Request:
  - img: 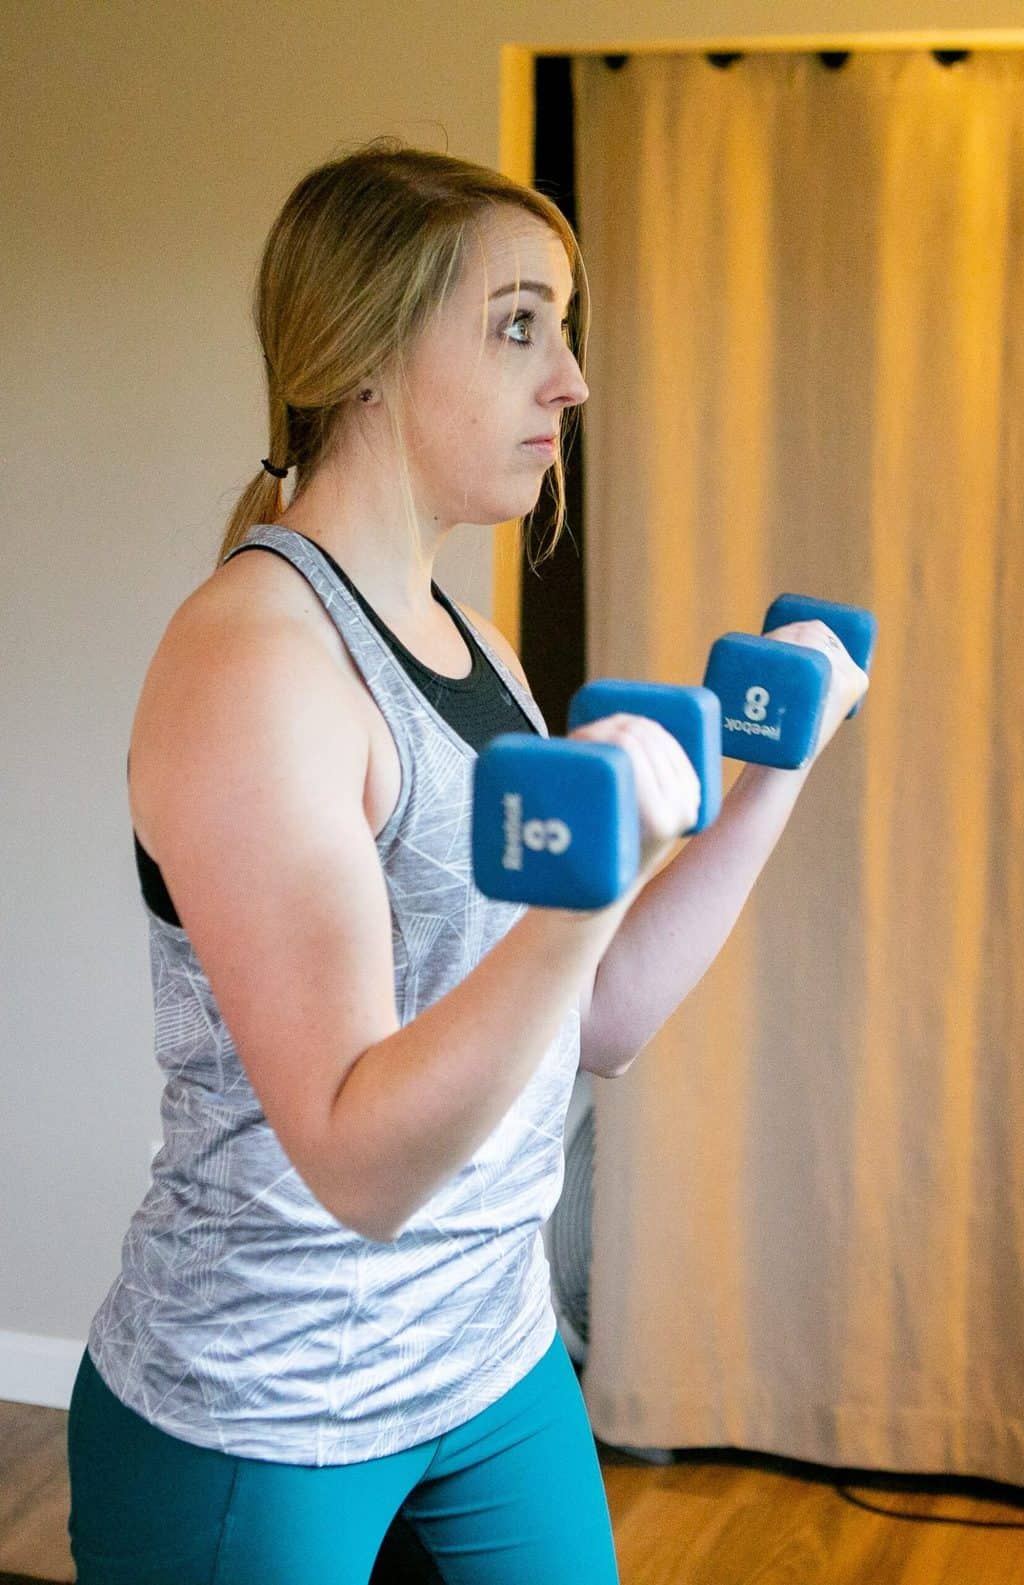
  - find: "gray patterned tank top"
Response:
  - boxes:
[87,524,582,1465]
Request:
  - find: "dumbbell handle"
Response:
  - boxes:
[472,681,722,911]
[762,594,877,720]
[705,595,877,768]
[567,680,722,834]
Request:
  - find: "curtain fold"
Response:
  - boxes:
[573,49,1024,1482]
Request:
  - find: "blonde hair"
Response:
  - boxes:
[218,136,590,573]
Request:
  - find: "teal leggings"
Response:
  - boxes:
[67,1333,619,1584]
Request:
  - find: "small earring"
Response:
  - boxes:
[359,388,373,403]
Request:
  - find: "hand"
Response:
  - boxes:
[567,713,702,881]
[763,619,870,762]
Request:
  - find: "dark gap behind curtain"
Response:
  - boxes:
[521,56,586,737]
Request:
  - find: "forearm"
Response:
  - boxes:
[583,760,812,1075]
[325,894,633,1240]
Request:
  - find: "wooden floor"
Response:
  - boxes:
[3,1398,1024,1583]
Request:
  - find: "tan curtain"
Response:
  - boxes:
[572,49,1024,1483]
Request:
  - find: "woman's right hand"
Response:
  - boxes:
[566,713,702,887]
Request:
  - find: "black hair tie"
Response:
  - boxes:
[261,458,289,479]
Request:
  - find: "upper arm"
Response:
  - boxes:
[576,959,603,1072]
[131,601,401,1225]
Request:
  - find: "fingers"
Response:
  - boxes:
[571,713,702,838]
[764,617,842,652]
[765,620,869,713]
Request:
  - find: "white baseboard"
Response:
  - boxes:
[0,1329,85,1410]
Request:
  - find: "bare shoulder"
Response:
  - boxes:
[138,548,357,726]
[128,547,367,853]
[184,543,345,640]
[455,600,531,694]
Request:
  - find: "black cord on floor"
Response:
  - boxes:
[835,1484,1024,1529]
[598,1436,1024,1531]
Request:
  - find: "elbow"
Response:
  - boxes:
[352,1192,413,1243]
[580,1048,636,1079]
[327,1199,403,1244]
[352,1218,403,1244]
[303,1166,404,1244]
[329,1186,405,1243]
[303,1115,405,1243]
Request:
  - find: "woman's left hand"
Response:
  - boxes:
[762,619,870,764]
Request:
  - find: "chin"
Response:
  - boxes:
[464,495,540,528]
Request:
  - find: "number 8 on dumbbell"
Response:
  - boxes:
[471,681,722,910]
[703,594,878,769]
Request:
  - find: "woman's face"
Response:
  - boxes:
[398,208,588,527]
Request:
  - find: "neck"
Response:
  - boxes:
[273,463,452,626]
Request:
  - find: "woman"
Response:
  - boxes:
[66,138,866,1584]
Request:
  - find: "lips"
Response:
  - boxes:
[522,435,557,445]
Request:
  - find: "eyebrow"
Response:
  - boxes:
[488,280,577,307]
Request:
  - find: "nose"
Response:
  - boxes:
[548,343,589,410]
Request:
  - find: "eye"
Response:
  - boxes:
[502,309,574,348]
[502,308,536,347]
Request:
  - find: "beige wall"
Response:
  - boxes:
[3,0,1019,1376]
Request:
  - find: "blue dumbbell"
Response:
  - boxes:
[703,594,877,769]
[762,595,877,718]
[567,680,722,834]
[472,682,722,910]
